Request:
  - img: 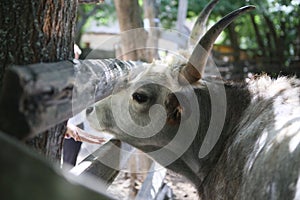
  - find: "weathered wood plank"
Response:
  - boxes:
[135,162,167,200]
[70,139,122,187]
[0,59,140,139]
[155,183,174,200]
[0,131,113,200]
[70,140,136,188]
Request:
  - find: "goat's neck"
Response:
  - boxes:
[171,81,252,188]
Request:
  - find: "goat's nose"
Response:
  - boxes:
[86,107,94,115]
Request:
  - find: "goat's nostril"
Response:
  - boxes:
[86,107,94,115]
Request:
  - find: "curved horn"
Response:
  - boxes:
[189,0,219,46]
[180,6,256,84]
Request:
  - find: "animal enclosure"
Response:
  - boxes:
[1,0,299,199]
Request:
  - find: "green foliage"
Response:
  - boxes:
[249,0,300,65]
[187,0,243,17]
[93,5,116,26]
[159,0,299,67]
[159,0,179,28]
[78,2,116,31]
[77,0,299,68]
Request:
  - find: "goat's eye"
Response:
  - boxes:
[86,107,94,115]
[132,92,148,103]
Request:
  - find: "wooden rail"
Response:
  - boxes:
[136,162,167,200]
[0,131,113,200]
[70,139,122,188]
[0,59,140,139]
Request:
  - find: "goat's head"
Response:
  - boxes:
[86,4,255,164]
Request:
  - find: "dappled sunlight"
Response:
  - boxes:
[245,130,268,172]
[289,128,300,153]
[70,161,93,176]
[294,172,300,200]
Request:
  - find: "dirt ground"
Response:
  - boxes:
[107,169,199,200]
[164,170,199,200]
[78,143,199,199]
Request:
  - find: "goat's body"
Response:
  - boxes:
[87,64,300,199]
[88,72,300,199]
[179,76,300,199]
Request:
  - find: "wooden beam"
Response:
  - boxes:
[135,162,167,200]
[70,141,137,187]
[70,139,122,187]
[155,183,174,200]
[0,59,139,139]
[0,131,113,200]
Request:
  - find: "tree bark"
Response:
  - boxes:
[114,0,150,62]
[0,0,77,162]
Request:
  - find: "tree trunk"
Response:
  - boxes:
[263,14,283,66]
[278,19,287,66]
[227,22,240,62]
[265,31,273,59]
[113,1,152,197]
[143,0,160,59]
[249,13,266,57]
[176,0,188,48]
[114,0,150,62]
[0,0,77,162]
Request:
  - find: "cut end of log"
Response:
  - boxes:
[0,69,30,139]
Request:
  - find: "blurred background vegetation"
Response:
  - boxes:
[76,0,300,79]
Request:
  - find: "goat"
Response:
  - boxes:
[85,1,300,199]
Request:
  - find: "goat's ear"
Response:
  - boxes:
[165,92,191,125]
